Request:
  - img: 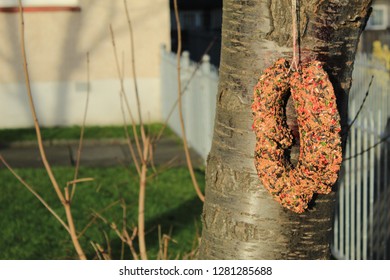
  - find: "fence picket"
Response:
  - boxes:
[362,117,368,260]
[160,46,219,161]
[332,53,389,260]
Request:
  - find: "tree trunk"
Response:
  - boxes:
[198,0,372,259]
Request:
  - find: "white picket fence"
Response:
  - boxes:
[160,45,218,161]
[160,49,390,259]
[332,53,390,260]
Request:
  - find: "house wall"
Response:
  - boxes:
[370,0,390,25]
[0,0,170,128]
[360,0,390,52]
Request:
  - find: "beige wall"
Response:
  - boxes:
[0,0,170,127]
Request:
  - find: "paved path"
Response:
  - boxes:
[0,138,204,169]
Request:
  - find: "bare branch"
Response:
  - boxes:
[17,0,86,260]
[119,52,141,175]
[109,24,143,163]
[346,75,374,133]
[123,0,146,144]
[71,52,92,200]
[17,0,65,206]
[173,0,205,202]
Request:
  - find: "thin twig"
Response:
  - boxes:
[17,0,86,260]
[148,139,158,177]
[157,225,163,260]
[0,154,70,234]
[123,227,139,260]
[78,216,98,239]
[70,52,91,200]
[90,241,110,260]
[120,198,127,260]
[343,133,390,161]
[109,25,143,162]
[17,0,65,206]
[346,75,374,134]
[121,3,151,258]
[146,156,178,181]
[66,177,94,189]
[103,231,112,260]
[118,52,141,175]
[123,0,146,145]
[163,234,171,260]
[90,241,103,260]
[173,0,205,202]
[78,200,120,239]
[138,136,150,260]
[92,210,139,260]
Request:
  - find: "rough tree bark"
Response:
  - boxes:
[198,0,372,259]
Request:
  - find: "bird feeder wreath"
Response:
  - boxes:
[251,58,342,213]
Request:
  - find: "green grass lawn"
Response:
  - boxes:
[0,165,205,260]
[0,124,175,143]
[0,124,204,259]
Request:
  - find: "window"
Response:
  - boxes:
[366,4,389,30]
[0,0,80,12]
[171,10,204,31]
